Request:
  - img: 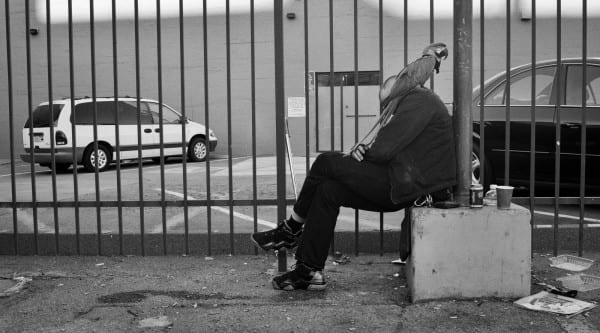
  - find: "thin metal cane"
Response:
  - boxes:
[285,118,298,200]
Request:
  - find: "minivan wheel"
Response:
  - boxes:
[83,145,111,172]
[188,138,207,162]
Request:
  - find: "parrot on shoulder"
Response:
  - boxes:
[350,42,449,153]
[379,42,449,108]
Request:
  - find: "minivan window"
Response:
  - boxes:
[24,104,65,128]
[147,102,181,124]
[565,65,600,106]
[72,101,117,125]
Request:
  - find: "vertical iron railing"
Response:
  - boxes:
[202,0,212,256]
[553,0,562,256]
[504,0,511,187]
[134,0,146,256]
[179,0,190,255]
[111,0,124,255]
[4,0,17,254]
[68,0,81,254]
[579,0,588,256]
[274,0,287,272]
[529,0,537,252]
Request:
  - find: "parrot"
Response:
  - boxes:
[379,42,449,108]
[350,42,449,154]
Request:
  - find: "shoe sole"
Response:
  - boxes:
[271,279,327,291]
[250,235,297,252]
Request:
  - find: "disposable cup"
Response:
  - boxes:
[496,186,514,210]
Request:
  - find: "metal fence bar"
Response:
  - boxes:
[251,0,258,256]
[353,0,360,256]
[45,0,60,254]
[403,0,408,68]
[378,0,384,256]
[0,199,298,209]
[89,0,103,255]
[329,0,334,153]
[305,0,311,174]
[67,0,81,255]
[225,0,235,255]
[134,0,146,256]
[178,0,189,255]
[429,0,434,90]
[530,0,537,245]
[479,0,485,185]
[4,0,17,255]
[111,0,124,255]
[504,0,511,186]
[579,0,588,256]
[339,76,344,151]
[553,0,562,256]
[155,0,167,255]
[329,0,335,255]
[274,0,288,273]
[202,0,213,256]
[24,0,39,255]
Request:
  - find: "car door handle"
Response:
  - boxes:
[562,123,581,129]
[154,128,161,133]
[144,128,152,133]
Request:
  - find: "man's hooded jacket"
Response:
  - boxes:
[365,87,457,204]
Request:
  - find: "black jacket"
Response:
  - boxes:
[365,87,457,204]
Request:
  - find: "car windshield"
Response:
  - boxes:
[24,104,65,128]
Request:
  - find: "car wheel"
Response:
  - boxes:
[83,144,111,172]
[472,145,493,190]
[188,138,207,162]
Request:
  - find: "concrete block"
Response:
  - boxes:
[407,205,531,302]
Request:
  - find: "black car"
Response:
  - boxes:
[471,58,600,196]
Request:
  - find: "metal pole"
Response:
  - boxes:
[453,0,473,206]
[274,0,288,272]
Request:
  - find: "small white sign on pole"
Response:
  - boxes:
[287,97,306,118]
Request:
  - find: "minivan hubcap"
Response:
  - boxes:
[194,142,207,159]
[91,150,108,169]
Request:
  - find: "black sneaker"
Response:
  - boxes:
[272,262,326,291]
[251,221,301,251]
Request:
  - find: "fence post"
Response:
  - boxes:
[453,0,473,206]
[274,0,288,272]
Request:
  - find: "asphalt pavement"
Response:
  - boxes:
[1,251,599,332]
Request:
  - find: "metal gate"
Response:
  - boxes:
[1,0,598,258]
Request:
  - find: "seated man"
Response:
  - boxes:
[252,85,456,291]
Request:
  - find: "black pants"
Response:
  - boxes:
[294,152,411,270]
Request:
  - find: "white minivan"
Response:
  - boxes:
[21,97,218,172]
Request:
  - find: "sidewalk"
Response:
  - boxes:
[1,252,599,333]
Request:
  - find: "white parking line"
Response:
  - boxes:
[534,210,600,224]
[155,189,276,233]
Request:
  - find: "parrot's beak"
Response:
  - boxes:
[436,47,448,60]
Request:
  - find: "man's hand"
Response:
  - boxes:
[350,143,367,162]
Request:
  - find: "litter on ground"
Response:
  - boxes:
[549,255,594,272]
[514,291,597,316]
[557,274,600,292]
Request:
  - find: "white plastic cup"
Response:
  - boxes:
[496,186,514,210]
